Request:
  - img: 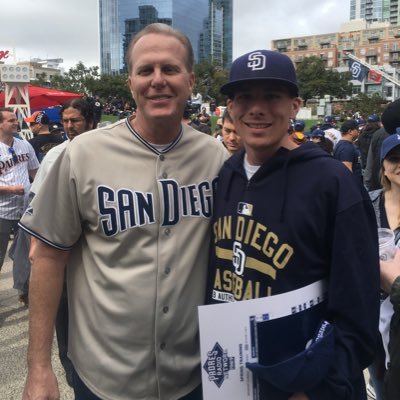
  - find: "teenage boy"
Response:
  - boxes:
[206,50,380,400]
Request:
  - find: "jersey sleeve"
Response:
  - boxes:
[19,145,82,250]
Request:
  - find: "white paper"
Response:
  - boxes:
[199,280,327,400]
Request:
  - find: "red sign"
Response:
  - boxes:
[0,50,9,60]
[368,70,382,83]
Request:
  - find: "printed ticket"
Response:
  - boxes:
[198,280,327,400]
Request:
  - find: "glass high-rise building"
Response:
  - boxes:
[99,0,232,75]
[350,0,400,25]
[99,0,121,75]
[199,0,232,68]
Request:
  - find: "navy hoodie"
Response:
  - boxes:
[206,142,380,400]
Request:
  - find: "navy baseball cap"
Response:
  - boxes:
[368,114,380,123]
[323,115,334,124]
[294,120,305,131]
[311,128,325,138]
[380,131,400,163]
[340,120,359,134]
[220,50,299,97]
[246,319,334,393]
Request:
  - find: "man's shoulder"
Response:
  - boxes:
[14,137,34,150]
[370,127,388,145]
[335,140,354,151]
[43,140,68,159]
[29,134,60,146]
[71,119,127,144]
[181,124,227,153]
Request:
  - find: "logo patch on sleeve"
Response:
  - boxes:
[237,202,253,216]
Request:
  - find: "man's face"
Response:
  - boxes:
[127,33,194,126]
[61,107,90,140]
[351,127,359,141]
[222,120,242,154]
[227,82,301,161]
[0,111,18,136]
[29,122,41,136]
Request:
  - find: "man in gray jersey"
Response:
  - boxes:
[20,23,227,400]
[0,107,38,272]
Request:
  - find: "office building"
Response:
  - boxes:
[100,0,120,75]
[272,21,400,100]
[99,0,232,74]
[199,0,233,67]
[350,0,400,25]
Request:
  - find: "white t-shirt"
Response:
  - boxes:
[244,154,261,180]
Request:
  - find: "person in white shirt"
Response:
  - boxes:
[0,107,38,272]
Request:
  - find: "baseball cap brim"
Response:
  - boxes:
[221,78,299,97]
[247,319,334,393]
[380,131,400,162]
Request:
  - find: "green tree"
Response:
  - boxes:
[50,62,100,94]
[49,62,133,106]
[91,73,132,105]
[344,92,387,118]
[193,60,228,105]
[296,56,352,102]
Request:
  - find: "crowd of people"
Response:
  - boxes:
[1,22,400,400]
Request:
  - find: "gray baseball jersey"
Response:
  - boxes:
[20,119,228,400]
[30,140,68,195]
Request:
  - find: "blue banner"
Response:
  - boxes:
[349,60,367,82]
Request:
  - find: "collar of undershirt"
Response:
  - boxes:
[125,118,183,155]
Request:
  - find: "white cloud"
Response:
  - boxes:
[233,0,349,57]
[0,0,350,70]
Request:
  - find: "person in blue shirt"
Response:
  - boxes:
[333,120,363,184]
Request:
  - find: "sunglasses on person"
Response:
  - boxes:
[8,147,18,164]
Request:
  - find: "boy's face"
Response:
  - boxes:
[227,81,301,163]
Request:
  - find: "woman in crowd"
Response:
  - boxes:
[370,132,400,400]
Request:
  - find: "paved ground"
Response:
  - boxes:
[0,254,73,400]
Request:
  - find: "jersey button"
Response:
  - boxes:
[163,306,169,314]
[162,172,168,179]
[159,155,165,161]
[165,267,170,275]
[165,228,171,236]
[160,342,166,350]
